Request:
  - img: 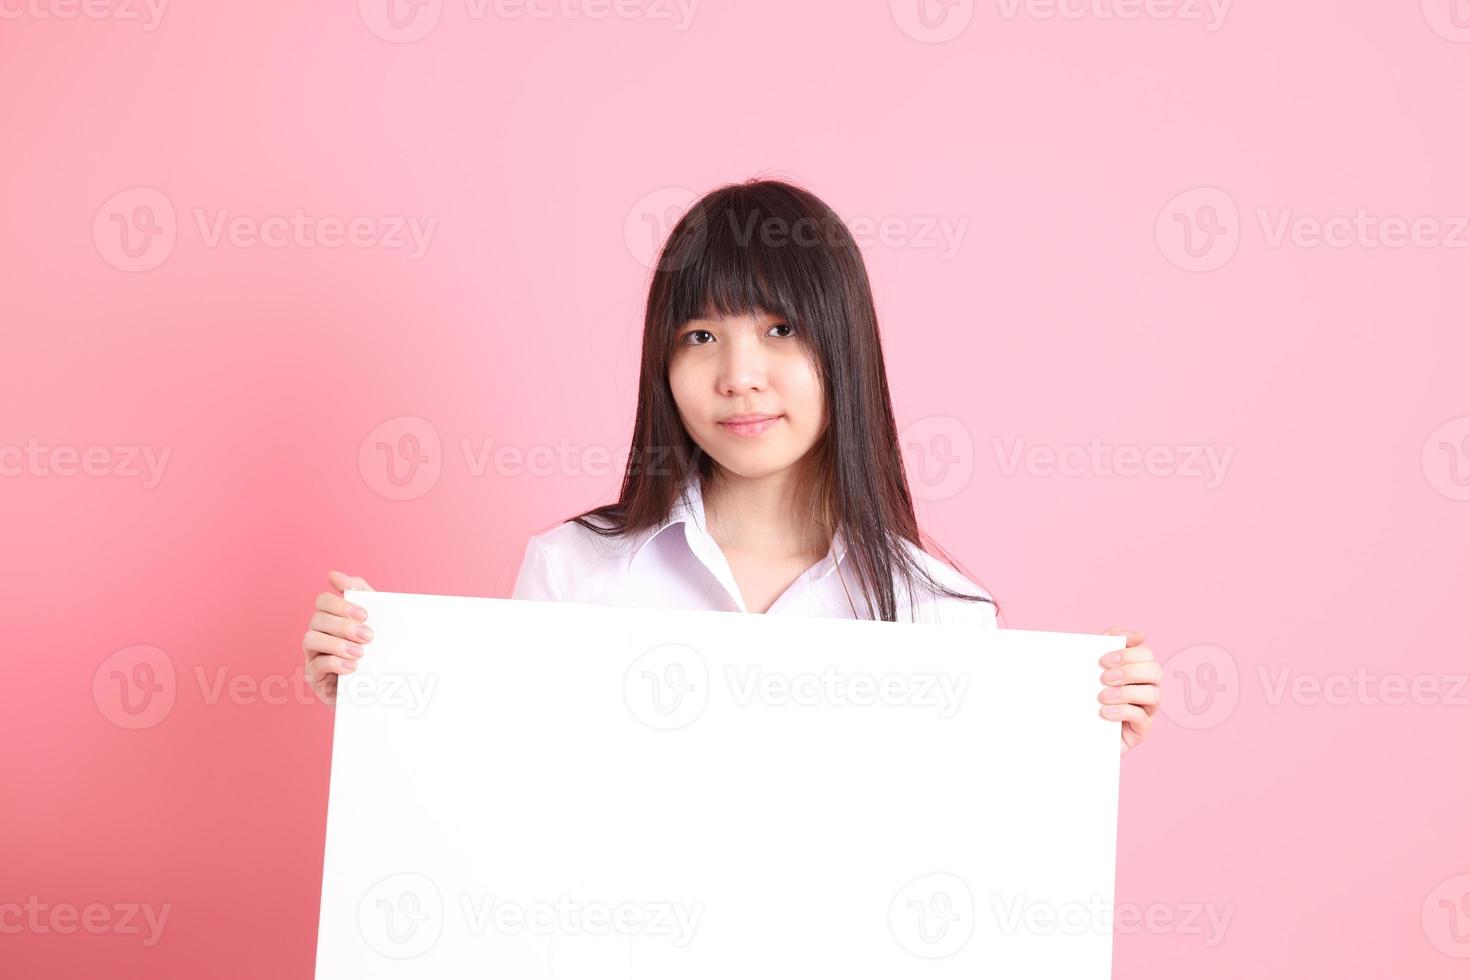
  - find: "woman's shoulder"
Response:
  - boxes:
[895,536,991,597]
[895,536,998,627]
[512,517,624,602]
[524,515,642,567]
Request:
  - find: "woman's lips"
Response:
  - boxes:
[718,415,781,438]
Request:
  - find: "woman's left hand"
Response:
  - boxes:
[1097,627,1161,755]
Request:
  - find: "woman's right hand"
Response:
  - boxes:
[303,570,375,706]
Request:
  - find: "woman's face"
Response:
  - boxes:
[668,309,827,480]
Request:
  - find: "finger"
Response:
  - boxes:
[314,674,339,707]
[1099,660,1162,686]
[1098,702,1149,726]
[1101,627,1146,647]
[309,610,374,644]
[1123,706,1153,751]
[316,590,369,622]
[1100,642,1155,667]
[308,654,359,679]
[1098,702,1152,749]
[1097,683,1160,708]
[302,629,366,661]
[328,570,375,594]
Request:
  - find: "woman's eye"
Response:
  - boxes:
[680,323,792,345]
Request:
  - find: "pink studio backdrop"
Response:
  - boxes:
[2,2,1467,978]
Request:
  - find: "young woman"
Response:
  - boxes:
[302,178,1162,753]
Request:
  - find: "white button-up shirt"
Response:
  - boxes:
[511,475,997,627]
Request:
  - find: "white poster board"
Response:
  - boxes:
[316,591,1125,979]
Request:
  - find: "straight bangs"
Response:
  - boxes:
[659,189,844,373]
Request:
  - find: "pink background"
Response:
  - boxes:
[3,1,1468,977]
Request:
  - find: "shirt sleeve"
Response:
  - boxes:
[510,535,564,602]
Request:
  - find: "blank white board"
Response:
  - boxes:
[316,591,1125,979]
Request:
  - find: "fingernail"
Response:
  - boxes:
[343,661,357,673]
[1103,668,1123,683]
[1102,688,1122,701]
[349,605,368,621]
[356,625,374,642]
[1102,652,1122,666]
[1103,706,1120,718]
[345,643,363,658]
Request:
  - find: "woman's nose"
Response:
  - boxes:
[717,341,768,393]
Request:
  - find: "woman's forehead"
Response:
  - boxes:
[689,305,781,323]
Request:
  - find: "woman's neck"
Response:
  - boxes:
[701,469,831,562]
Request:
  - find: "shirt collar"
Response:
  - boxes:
[627,473,849,572]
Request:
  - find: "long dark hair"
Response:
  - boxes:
[566,176,998,623]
